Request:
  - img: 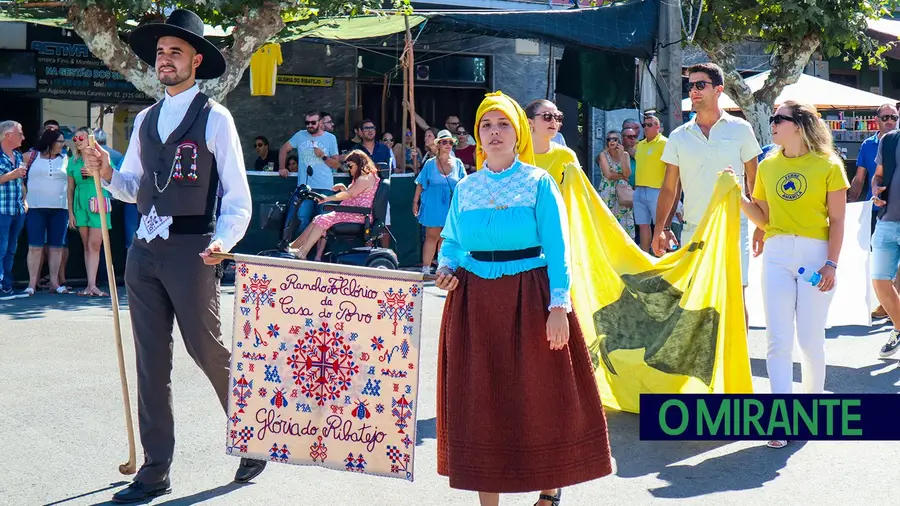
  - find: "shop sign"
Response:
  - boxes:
[26,25,150,102]
[276,75,334,87]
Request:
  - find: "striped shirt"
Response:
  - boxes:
[0,149,24,215]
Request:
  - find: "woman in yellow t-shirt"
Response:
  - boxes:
[525,99,580,186]
[740,100,849,450]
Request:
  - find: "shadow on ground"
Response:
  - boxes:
[605,350,899,498]
[0,289,130,320]
[416,417,436,446]
[749,358,900,394]
[43,481,130,506]
[83,481,248,506]
[607,406,807,499]
[1,286,236,321]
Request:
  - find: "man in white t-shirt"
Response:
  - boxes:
[653,62,762,326]
[279,110,340,231]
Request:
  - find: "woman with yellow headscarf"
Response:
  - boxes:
[433,91,612,506]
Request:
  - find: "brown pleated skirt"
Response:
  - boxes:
[437,267,613,493]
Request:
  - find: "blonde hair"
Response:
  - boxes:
[770,101,842,165]
[72,126,92,161]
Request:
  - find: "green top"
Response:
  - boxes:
[68,156,113,229]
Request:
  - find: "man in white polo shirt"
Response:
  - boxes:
[652,62,762,323]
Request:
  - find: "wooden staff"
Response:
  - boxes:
[401,49,409,164]
[89,133,137,475]
[405,16,418,173]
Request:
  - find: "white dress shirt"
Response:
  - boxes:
[104,84,252,252]
[660,110,761,226]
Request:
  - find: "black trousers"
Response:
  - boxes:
[125,233,230,484]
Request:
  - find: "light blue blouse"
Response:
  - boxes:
[437,159,572,311]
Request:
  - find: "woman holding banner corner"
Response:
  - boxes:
[739,100,848,450]
[433,91,612,506]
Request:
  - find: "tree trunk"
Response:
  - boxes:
[700,33,821,146]
[68,5,164,99]
[201,5,285,102]
[739,101,774,146]
[68,4,286,103]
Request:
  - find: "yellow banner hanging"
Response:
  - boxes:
[562,166,753,414]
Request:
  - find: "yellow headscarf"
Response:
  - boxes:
[474,91,535,170]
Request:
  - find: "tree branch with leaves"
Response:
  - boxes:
[59,0,390,102]
[688,0,900,144]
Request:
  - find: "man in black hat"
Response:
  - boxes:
[82,9,267,503]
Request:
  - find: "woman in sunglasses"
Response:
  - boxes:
[525,99,579,186]
[453,125,476,174]
[68,126,115,296]
[740,101,848,450]
[413,129,467,275]
[595,130,635,237]
[22,128,70,295]
[287,150,380,260]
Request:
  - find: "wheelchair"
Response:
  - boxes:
[257,166,399,270]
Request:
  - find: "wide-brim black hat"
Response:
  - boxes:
[128,9,226,80]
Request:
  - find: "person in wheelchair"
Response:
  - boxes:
[287,149,381,260]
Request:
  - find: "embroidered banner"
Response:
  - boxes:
[225,254,423,481]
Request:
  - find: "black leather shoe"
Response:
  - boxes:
[234,458,267,483]
[111,480,172,503]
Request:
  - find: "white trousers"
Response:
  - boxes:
[761,234,835,394]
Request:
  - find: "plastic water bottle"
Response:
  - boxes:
[798,267,821,286]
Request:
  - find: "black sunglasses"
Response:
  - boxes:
[537,112,564,122]
[686,80,714,91]
[305,120,318,125]
[606,137,620,143]
[881,115,899,122]
[769,114,798,125]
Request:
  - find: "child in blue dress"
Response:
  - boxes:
[433,91,612,506]
[413,129,466,275]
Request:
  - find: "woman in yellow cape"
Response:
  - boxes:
[433,91,613,506]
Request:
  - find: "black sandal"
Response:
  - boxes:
[534,489,562,506]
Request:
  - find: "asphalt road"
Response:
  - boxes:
[1,282,898,506]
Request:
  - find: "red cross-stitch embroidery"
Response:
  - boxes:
[292,322,360,406]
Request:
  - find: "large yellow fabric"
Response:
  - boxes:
[473,91,535,170]
[249,43,283,96]
[752,150,850,241]
[534,142,579,186]
[562,165,753,413]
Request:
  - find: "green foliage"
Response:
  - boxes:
[63,0,409,28]
[692,0,900,66]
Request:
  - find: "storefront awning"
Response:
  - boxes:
[1,2,656,57]
[867,17,900,60]
[279,14,427,42]
[420,1,658,59]
[681,71,899,112]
